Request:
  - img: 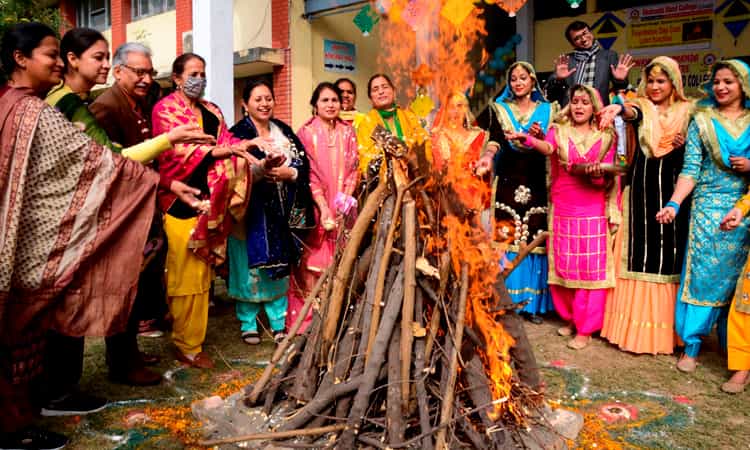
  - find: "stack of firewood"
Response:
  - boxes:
[201,131,551,449]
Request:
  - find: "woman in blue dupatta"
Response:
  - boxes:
[228,80,315,345]
[657,59,750,372]
[476,61,558,324]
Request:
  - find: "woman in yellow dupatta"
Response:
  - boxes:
[356,73,431,182]
[598,56,693,355]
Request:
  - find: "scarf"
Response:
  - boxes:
[573,41,600,86]
[377,107,404,140]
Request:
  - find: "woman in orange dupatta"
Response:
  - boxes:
[430,91,490,211]
[152,53,252,368]
[599,56,693,355]
[288,82,359,333]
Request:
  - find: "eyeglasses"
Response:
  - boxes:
[121,64,157,78]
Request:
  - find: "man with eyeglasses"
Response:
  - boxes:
[89,43,179,387]
[546,20,634,106]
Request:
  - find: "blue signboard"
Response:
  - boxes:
[323,39,356,73]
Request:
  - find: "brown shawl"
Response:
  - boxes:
[0,86,159,344]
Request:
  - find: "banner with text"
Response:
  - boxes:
[627,0,714,49]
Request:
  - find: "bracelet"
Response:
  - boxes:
[666,200,680,214]
[523,134,534,147]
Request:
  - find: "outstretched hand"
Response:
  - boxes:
[610,53,635,81]
[554,54,576,79]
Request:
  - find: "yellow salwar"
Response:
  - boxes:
[164,214,213,356]
[728,294,750,371]
[602,228,678,354]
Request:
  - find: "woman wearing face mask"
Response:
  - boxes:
[227,80,314,345]
[356,73,431,181]
[508,84,619,350]
[0,22,160,449]
[475,62,557,324]
[656,60,750,373]
[596,57,693,355]
[287,82,359,333]
[151,53,254,368]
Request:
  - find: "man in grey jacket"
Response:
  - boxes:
[547,20,634,106]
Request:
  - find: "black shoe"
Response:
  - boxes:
[0,427,68,450]
[40,390,107,417]
[528,314,544,325]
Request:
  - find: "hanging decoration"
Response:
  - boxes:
[494,0,529,17]
[440,0,476,27]
[353,4,380,36]
[567,0,582,8]
[410,63,436,119]
[473,34,521,93]
[401,0,430,31]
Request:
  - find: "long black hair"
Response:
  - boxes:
[0,22,57,79]
[60,27,107,73]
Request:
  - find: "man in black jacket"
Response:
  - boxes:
[547,20,634,106]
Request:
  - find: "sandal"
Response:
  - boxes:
[242,331,261,345]
[273,330,287,344]
[567,335,591,350]
[557,325,573,337]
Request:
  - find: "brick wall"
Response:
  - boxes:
[176,0,192,55]
[110,0,131,51]
[272,0,291,124]
[59,0,76,31]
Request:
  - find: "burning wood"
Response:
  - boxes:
[199,127,569,449]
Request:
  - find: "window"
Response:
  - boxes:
[533,0,587,21]
[77,0,110,31]
[132,0,176,19]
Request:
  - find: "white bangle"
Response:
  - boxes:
[289,167,299,181]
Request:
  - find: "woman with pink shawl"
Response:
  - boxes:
[507,84,620,350]
[287,82,359,333]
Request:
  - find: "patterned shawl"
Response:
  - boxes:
[628,56,694,158]
[152,92,250,265]
[0,86,159,344]
[356,107,432,175]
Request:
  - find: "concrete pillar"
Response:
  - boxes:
[516,0,534,65]
[192,0,235,124]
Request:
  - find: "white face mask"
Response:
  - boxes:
[182,76,206,99]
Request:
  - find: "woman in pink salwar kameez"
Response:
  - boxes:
[507,84,619,349]
[287,82,359,333]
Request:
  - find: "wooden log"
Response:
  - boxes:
[245,267,331,406]
[502,231,548,277]
[465,354,507,449]
[262,335,306,414]
[339,265,405,449]
[435,264,469,450]
[413,289,434,450]
[425,251,451,361]
[322,174,388,356]
[279,374,361,431]
[198,424,347,446]
[288,313,322,403]
[400,195,417,407]
[456,399,487,450]
[386,326,404,445]
[365,186,406,360]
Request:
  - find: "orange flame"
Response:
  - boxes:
[376,0,519,422]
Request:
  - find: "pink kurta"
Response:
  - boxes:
[287,116,359,332]
[546,126,619,334]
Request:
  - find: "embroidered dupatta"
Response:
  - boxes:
[627,56,693,159]
[152,92,250,265]
[356,107,432,175]
[692,59,750,171]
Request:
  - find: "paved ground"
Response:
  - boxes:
[40,298,749,449]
